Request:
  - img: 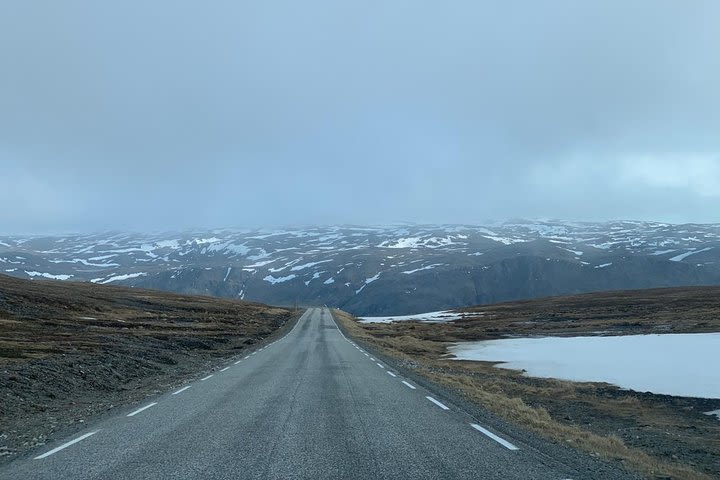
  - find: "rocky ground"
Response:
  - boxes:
[0,274,296,463]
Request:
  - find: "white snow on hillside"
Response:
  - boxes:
[263,274,297,284]
[290,260,333,271]
[93,272,147,284]
[378,236,460,249]
[402,264,444,274]
[355,272,381,294]
[2,221,720,299]
[705,409,720,420]
[481,235,526,245]
[24,271,73,280]
[669,247,713,262]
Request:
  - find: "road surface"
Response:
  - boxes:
[1,307,634,479]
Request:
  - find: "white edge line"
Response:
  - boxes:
[172,386,191,395]
[387,371,397,377]
[425,396,450,410]
[470,424,519,450]
[200,374,214,381]
[220,367,230,372]
[401,381,416,390]
[127,402,158,417]
[34,431,99,459]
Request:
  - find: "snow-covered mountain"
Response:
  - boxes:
[2,221,720,315]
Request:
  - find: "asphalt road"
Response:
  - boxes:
[2,307,634,479]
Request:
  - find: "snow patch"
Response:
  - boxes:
[93,272,147,284]
[290,260,333,271]
[263,274,297,284]
[669,248,713,262]
[402,264,444,274]
[24,271,73,280]
[705,409,720,420]
[481,235,526,245]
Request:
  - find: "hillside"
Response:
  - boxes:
[0,274,295,462]
[361,286,720,339]
[2,221,720,315]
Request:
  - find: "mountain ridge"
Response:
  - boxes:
[2,220,719,315]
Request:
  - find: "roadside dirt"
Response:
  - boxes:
[0,274,296,463]
[335,287,720,479]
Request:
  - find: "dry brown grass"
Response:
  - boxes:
[0,274,296,461]
[333,308,717,480]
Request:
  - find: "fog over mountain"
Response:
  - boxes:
[3,220,720,315]
[1,2,720,234]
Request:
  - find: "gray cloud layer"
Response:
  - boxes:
[1,1,719,233]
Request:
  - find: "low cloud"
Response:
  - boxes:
[1,2,719,232]
[620,156,720,197]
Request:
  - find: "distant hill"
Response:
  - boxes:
[2,220,720,315]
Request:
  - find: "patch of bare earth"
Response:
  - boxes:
[334,287,720,479]
[0,274,296,463]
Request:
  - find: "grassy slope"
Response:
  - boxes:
[335,287,720,480]
[0,274,295,461]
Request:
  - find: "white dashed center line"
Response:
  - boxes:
[34,431,99,459]
[369,358,375,361]
[172,386,192,395]
[220,367,230,372]
[470,424,519,450]
[234,360,242,365]
[426,396,450,410]
[244,355,250,359]
[376,363,385,369]
[200,374,214,381]
[401,381,416,390]
[127,402,158,417]
[387,371,397,377]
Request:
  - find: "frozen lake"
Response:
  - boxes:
[359,310,474,323]
[449,333,720,399]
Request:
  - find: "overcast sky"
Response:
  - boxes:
[1,1,719,234]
